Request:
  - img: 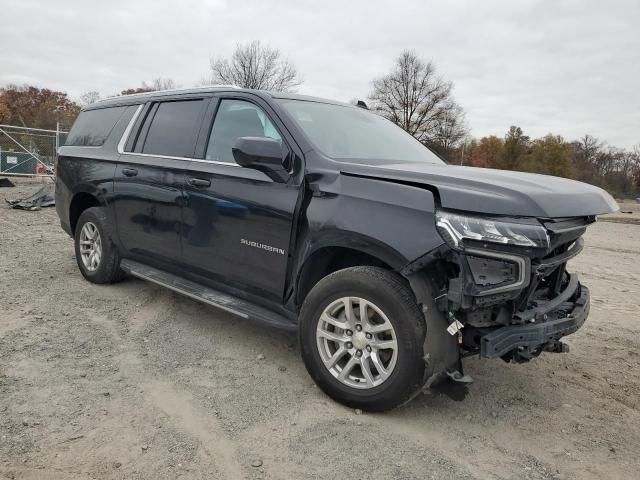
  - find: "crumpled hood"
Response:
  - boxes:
[339,162,619,218]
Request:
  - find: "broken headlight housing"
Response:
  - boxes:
[435,210,550,250]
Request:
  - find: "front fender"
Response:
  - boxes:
[298,173,445,269]
[296,228,407,271]
[292,172,459,386]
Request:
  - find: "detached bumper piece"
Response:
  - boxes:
[480,281,589,362]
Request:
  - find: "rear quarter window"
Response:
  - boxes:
[65,106,128,146]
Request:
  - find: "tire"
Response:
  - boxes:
[74,207,125,284]
[299,266,426,411]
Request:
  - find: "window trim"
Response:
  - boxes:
[117,104,144,153]
[116,94,303,173]
[117,99,242,167]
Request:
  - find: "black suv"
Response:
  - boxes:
[56,87,618,411]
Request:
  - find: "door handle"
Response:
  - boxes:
[188,177,211,188]
[122,168,138,177]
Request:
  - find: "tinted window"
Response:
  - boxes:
[278,100,443,165]
[141,100,205,157]
[205,100,282,164]
[65,106,127,146]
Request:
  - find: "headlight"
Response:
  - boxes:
[436,210,549,250]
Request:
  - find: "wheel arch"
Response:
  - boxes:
[69,190,104,235]
[293,233,408,308]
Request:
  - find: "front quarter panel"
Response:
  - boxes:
[297,173,444,270]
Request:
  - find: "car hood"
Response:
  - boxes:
[339,162,619,218]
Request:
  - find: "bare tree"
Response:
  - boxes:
[572,134,603,183]
[579,134,602,161]
[119,78,178,96]
[634,145,640,190]
[79,91,101,106]
[142,77,178,91]
[368,51,466,145]
[208,41,301,91]
[428,101,469,158]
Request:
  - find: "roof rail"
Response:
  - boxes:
[96,85,244,104]
[203,84,242,89]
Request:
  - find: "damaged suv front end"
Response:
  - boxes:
[334,159,617,390]
[431,210,594,364]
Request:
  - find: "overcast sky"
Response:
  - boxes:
[2,0,638,147]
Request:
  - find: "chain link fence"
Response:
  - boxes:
[0,124,68,177]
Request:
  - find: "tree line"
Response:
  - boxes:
[0,41,637,196]
[460,129,640,197]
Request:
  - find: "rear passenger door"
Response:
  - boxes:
[113,97,209,267]
[181,95,302,303]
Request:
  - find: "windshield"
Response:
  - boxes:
[278,99,444,164]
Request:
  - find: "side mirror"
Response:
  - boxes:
[232,137,290,182]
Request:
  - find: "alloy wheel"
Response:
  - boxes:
[79,221,102,272]
[316,296,398,389]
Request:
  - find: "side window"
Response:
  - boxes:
[140,99,205,157]
[65,106,128,146]
[205,99,282,163]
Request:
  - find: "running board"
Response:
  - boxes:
[120,259,297,331]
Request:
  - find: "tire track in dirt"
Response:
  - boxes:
[125,286,174,334]
[88,288,246,478]
[145,381,245,479]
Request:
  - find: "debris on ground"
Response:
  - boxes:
[5,182,55,210]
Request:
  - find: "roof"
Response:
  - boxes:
[85,86,350,110]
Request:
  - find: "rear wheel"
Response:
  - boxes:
[299,266,426,411]
[74,207,125,284]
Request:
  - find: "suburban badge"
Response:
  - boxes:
[240,238,286,255]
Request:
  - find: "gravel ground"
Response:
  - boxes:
[1,179,639,480]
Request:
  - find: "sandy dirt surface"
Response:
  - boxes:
[600,200,640,225]
[1,179,639,480]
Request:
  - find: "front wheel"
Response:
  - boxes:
[299,267,426,411]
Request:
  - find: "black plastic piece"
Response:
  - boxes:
[466,255,516,287]
[480,285,589,359]
[515,272,579,323]
[534,237,584,277]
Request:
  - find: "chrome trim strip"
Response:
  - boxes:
[188,158,241,167]
[124,265,249,319]
[117,104,143,154]
[120,150,241,167]
[116,103,241,167]
[464,248,529,296]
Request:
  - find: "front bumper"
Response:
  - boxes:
[480,282,589,359]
